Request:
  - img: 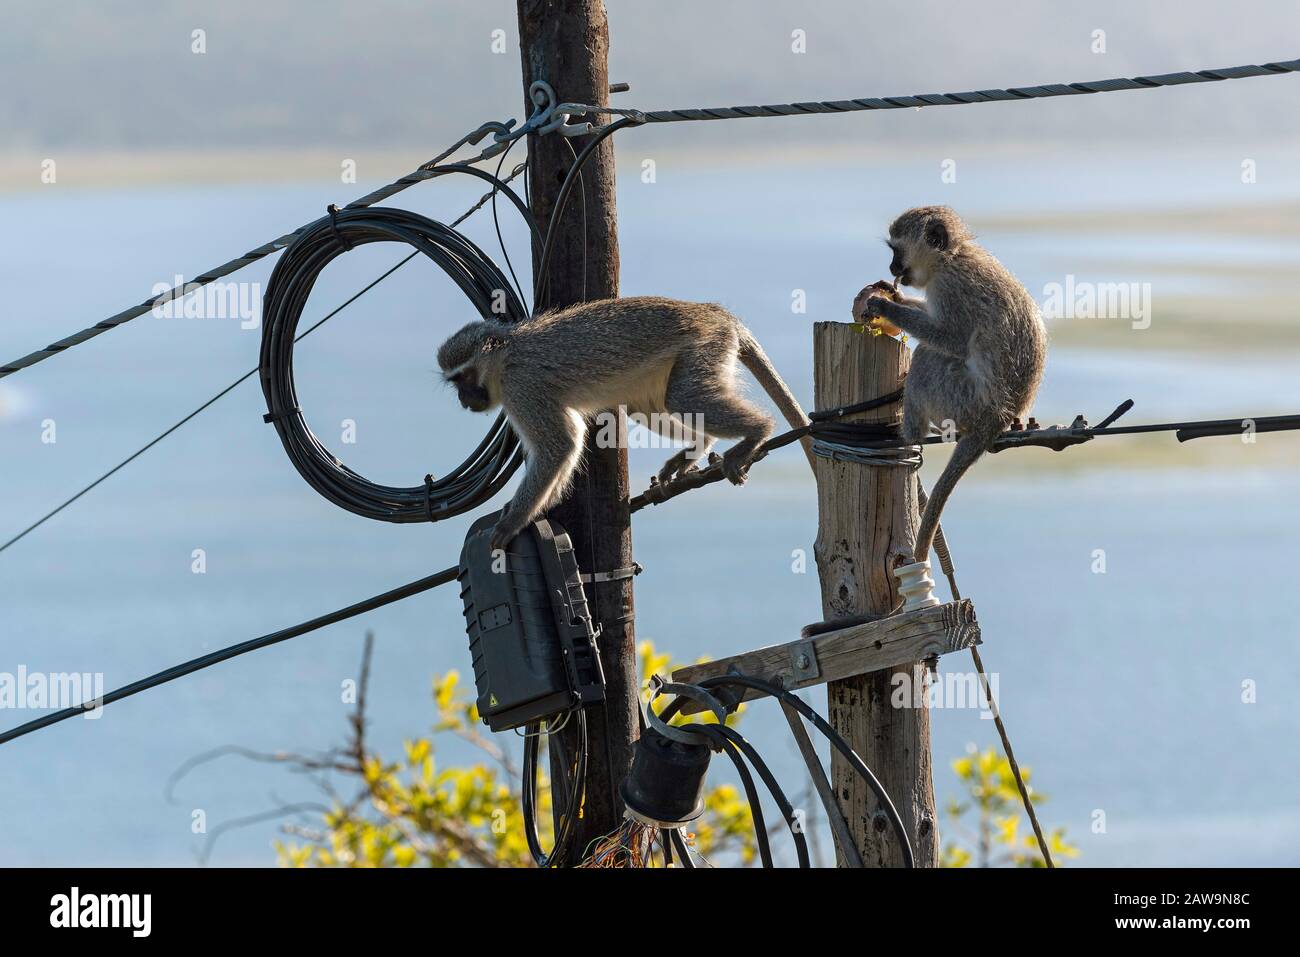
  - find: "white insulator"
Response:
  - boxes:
[893,560,941,612]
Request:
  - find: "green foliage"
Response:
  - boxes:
[274,639,756,867]
[939,745,1079,868]
[270,640,1071,868]
[275,668,538,868]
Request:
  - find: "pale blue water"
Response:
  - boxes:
[2,153,1298,866]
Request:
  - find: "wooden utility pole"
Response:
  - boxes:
[813,323,939,867]
[516,0,638,861]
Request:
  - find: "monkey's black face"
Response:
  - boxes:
[887,241,912,287]
[448,371,492,412]
[459,381,492,413]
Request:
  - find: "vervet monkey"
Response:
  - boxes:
[803,206,1046,637]
[438,296,815,550]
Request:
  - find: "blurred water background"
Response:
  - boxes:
[3,0,1300,866]
[3,146,1298,866]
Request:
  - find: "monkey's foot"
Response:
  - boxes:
[720,453,752,486]
[656,452,700,485]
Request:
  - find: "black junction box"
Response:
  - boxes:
[457,512,605,732]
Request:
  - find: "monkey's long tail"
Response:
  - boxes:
[737,328,816,471]
[913,431,993,563]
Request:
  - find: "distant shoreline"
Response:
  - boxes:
[7,139,1300,194]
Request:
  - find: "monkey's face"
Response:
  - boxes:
[448,368,494,413]
[886,238,915,287]
[887,206,968,288]
[886,235,929,288]
[438,322,501,413]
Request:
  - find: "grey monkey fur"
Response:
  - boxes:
[438,295,815,550]
[802,206,1047,637]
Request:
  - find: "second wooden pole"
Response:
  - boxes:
[813,322,939,868]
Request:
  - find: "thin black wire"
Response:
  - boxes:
[533,117,635,309]
[561,138,589,302]
[0,125,624,747]
[491,138,529,311]
[0,165,528,556]
[0,122,533,381]
[0,254,418,556]
[0,565,459,746]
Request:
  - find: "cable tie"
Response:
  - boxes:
[326,204,353,251]
[262,407,300,424]
[424,474,437,523]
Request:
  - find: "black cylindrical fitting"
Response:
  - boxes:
[620,726,712,827]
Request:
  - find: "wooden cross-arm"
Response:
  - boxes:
[670,599,980,714]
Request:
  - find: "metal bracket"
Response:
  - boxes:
[517,80,647,139]
[790,640,820,683]
[643,676,729,748]
[579,562,642,584]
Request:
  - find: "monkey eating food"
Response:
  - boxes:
[438,296,815,550]
[803,206,1047,637]
[852,279,902,337]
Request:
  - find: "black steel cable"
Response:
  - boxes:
[0,125,527,381]
[10,56,1293,382]
[570,57,1300,126]
[0,565,459,746]
[490,142,529,310]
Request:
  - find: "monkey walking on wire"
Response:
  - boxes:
[437,296,815,551]
[803,206,1047,637]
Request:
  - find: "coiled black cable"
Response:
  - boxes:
[258,115,635,526]
[259,168,537,524]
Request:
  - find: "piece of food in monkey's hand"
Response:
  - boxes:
[868,316,902,337]
[852,280,899,326]
[851,285,903,337]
